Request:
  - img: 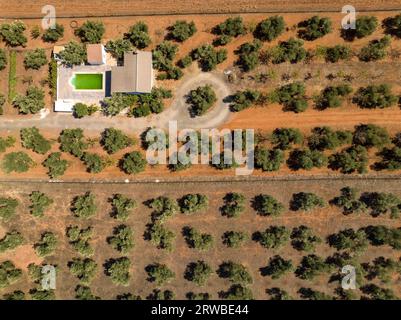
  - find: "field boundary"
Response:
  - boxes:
[1,174,401,185]
[1,8,401,20]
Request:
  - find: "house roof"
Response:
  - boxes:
[111,51,153,94]
[87,44,104,64]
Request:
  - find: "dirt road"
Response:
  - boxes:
[0,0,401,19]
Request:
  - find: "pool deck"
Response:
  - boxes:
[57,64,112,104]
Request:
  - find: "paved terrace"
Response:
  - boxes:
[57,64,112,104]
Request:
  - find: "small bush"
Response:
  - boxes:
[20,127,51,154]
[75,20,105,43]
[29,191,53,218]
[24,49,47,70]
[71,192,97,219]
[298,16,332,40]
[42,152,68,179]
[290,192,326,211]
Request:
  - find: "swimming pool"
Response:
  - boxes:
[71,73,104,90]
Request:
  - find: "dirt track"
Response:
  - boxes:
[0,0,401,19]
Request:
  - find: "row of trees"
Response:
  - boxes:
[231,83,399,112]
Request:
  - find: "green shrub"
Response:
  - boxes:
[220,284,253,300]
[220,193,246,218]
[103,93,135,116]
[222,231,249,248]
[75,20,105,43]
[66,226,94,257]
[71,192,97,219]
[145,223,175,251]
[183,226,214,251]
[298,16,332,40]
[328,229,368,253]
[341,16,378,40]
[68,258,97,284]
[266,288,292,300]
[291,226,321,252]
[269,38,307,64]
[218,261,253,284]
[128,87,172,117]
[42,152,68,179]
[0,48,7,70]
[185,261,212,286]
[120,151,147,174]
[101,128,133,154]
[290,192,326,211]
[261,255,294,279]
[254,16,285,41]
[20,127,51,154]
[330,187,367,215]
[146,263,175,285]
[48,58,57,98]
[3,290,25,300]
[152,41,178,71]
[0,197,19,221]
[147,289,175,300]
[42,23,64,42]
[24,49,47,70]
[29,191,53,217]
[179,194,208,214]
[58,41,87,66]
[105,38,132,59]
[177,55,193,68]
[295,254,332,280]
[187,85,217,116]
[0,21,27,47]
[0,261,22,288]
[353,124,390,148]
[125,22,151,49]
[75,285,100,300]
[362,192,401,218]
[252,194,284,217]
[0,231,24,252]
[13,86,45,114]
[353,84,397,109]
[169,20,197,42]
[59,128,88,158]
[2,151,35,173]
[148,196,179,222]
[82,152,110,174]
[316,85,353,109]
[275,82,308,113]
[110,194,137,221]
[329,145,368,174]
[272,128,303,150]
[192,44,227,71]
[0,136,15,153]
[383,14,401,38]
[213,17,246,37]
[308,127,352,151]
[254,148,284,171]
[107,225,134,254]
[104,257,131,286]
[254,226,290,249]
[324,45,352,63]
[358,36,391,62]
[299,288,333,300]
[34,232,57,257]
[287,149,327,170]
